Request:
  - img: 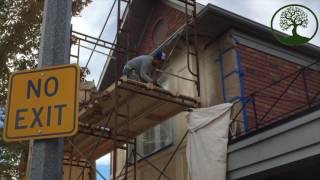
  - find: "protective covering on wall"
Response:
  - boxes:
[186,103,232,180]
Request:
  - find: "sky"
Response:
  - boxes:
[70,0,320,179]
[96,154,110,180]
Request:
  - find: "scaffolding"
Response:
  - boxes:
[66,0,200,179]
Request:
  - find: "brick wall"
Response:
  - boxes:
[138,2,185,54]
[238,44,320,130]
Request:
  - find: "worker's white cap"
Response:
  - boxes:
[161,52,166,61]
[154,51,166,61]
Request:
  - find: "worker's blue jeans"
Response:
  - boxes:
[123,65,162,87]
[123,64,140,81]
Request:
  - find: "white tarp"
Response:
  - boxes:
[186,103,232,180]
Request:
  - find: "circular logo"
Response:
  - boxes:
[271,4,318,46]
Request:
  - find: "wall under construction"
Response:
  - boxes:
[114,30,236,179]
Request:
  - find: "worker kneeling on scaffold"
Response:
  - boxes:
[122,51,166,85]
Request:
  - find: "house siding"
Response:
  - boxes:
[238,44,320,130]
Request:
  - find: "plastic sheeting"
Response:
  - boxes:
[186,103,232,180]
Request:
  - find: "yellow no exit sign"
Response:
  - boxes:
[3,64,80,142]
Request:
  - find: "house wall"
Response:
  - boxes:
[114,28,236,179]
[119,27,320,179]
[113,13,320,177]
[198,31,243,107]
[200,32,244,134]
[122,113,189,180]
[115,39,197,180]
[238,43,320,131]
[138,1,185,54]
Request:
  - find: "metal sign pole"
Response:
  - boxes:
[28,0,71,179]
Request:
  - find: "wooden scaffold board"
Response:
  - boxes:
[64,77,199,160]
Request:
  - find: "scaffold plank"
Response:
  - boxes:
[64,77,199,159]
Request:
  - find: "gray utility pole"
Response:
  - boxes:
[28,0,72,179]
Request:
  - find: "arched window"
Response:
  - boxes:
[152,18,168,45]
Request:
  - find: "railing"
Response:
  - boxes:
[229,61,320,142]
